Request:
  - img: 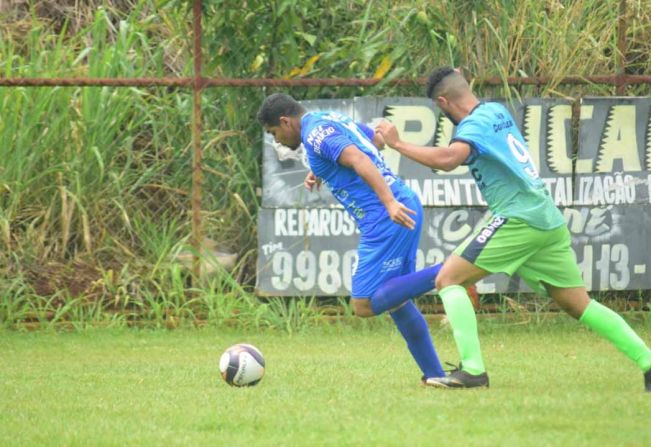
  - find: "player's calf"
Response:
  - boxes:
[465,284,480,311]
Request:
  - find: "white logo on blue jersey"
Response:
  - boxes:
[306,125,336,154]
[300,111,411,233]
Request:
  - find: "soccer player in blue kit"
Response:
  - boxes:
[257,93,477,383]
[376,67,651,390]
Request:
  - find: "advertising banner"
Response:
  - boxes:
[257,97,651,296]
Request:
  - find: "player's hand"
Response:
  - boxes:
[386,199,416,230]
[372,129,386,150]
[303,171,321,192]
[374,120,401,149]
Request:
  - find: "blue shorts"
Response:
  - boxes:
[351,194,423,298]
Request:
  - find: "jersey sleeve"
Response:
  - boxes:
[304,122,355,164]
[450,119,485,165]
[356,122,375,142]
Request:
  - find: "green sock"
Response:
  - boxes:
[439,285,485,375]
[580,299,651,372]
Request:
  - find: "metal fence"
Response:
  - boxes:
[1,0,650,281]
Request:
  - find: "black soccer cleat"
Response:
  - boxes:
[644,369,651,392]
[423,368,489,389]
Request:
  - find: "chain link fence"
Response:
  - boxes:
[1,0,650,301]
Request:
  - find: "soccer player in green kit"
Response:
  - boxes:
[375,66,651,390]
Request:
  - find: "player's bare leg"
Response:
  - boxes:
[546,283,651,391]
[351,298,374,318]
[545,284,590,319]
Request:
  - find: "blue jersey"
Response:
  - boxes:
[301,111,414,234]
[452,102,565,230]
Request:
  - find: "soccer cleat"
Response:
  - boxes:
[423,365,489,389]
[465,284,480,311]
[645,369,651,392]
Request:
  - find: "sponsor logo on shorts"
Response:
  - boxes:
[380,257,403,273]
[475,216,506,244]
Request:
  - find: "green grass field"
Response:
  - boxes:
[2,319,650,446]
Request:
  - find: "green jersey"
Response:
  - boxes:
[452,102,565,230]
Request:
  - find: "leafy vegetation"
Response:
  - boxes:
[1,0,650,328]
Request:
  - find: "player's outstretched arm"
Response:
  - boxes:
[338,145,416,230]
[375,120,471,171]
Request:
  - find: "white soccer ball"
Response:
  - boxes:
[219,343,265,387]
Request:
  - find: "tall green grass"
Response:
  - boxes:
[0,0,649,328]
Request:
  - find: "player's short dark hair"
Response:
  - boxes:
[425,66,456,99]
[256,93,305,126]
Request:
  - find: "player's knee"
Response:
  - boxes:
[545,283,589,319]
[435,274,453,291]
[435,268,466,291]
[351,299,375,318]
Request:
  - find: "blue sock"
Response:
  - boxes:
[371,264,442,315]
[391,300,445,378]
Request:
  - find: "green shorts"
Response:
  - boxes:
[454,216,584,295]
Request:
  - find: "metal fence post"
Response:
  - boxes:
[616,0,628,95]
[191,0,204,282]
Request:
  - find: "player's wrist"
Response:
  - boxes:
[381,196,398,209]
[392,140,407,152]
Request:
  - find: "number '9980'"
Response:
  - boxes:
[269,248,446,295]
[271,250,358,294]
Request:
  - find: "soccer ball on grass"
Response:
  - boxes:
[219,343,265,387]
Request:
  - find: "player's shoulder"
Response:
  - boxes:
[482,102,515,121]
[304,111,340,130]
[302,112,344,154]
[460,102,508,127]
[473,101,508,117]
[301,111,321,129]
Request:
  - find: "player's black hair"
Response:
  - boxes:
[425,66,456,100]
[256,93,306,126]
